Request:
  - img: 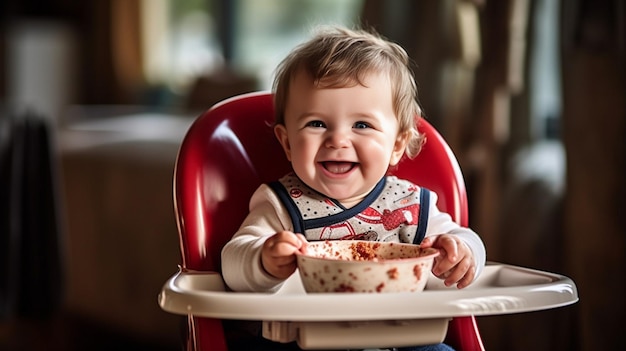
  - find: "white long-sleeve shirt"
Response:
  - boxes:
[222,177,486,292]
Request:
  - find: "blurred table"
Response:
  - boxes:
[58,109,195,345]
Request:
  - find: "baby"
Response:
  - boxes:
[222,26,486,351]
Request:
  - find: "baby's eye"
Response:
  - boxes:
[353,121,371,129]
[306,120,326,128]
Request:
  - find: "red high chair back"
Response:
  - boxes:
[173,91,485,351]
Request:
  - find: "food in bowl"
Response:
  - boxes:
[296,240,439,293]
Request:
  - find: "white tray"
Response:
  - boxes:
[158,262,578,349]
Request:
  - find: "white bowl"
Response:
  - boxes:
[296,240,439,293]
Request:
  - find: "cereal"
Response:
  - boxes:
[350,241,381,261]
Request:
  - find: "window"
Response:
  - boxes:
[141,0,222,94]
[234,0,364,88]
[141,0,364,97]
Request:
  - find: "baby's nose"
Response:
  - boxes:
[325,130,350,148]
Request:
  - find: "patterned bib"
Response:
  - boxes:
[269,173,430,244]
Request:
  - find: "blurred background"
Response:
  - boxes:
[0,0,623,350]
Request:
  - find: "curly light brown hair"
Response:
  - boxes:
[272,25,424,159]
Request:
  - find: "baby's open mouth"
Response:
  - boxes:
[321,161,357,174]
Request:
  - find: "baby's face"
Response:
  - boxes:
[274,70,407,207]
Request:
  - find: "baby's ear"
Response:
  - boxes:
[389,131,409,166]
[274,124,292,161]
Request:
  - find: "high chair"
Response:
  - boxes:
[159,92,578,351]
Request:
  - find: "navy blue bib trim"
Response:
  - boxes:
[268,180,305,233]
[270,177,431,245]
[413,188,430,244]
[304,178,386,229]
[268,177,387,233]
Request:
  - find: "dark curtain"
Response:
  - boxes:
[0,112,64,319]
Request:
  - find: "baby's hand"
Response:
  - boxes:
[420,234,476,289]
[261,231,308,279]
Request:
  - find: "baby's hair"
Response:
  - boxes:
[272,25,424,159]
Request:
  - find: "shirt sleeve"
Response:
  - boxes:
[424,190,487,282]
[221,184,293,292]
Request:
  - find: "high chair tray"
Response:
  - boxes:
[159,262,578,321]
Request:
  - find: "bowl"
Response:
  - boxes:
[296,240,439,293]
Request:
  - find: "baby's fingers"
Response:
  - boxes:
[265,232,304,253]
[270,241,303,257]
[454,265,476,289]
[419,236,434,248]
[441,258,474,288]
[422,235,459,262]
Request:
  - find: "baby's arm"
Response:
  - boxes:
[221,185,297,292]
[422,191,487,289]
[420,234,476,288]
[261,231,307,279]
